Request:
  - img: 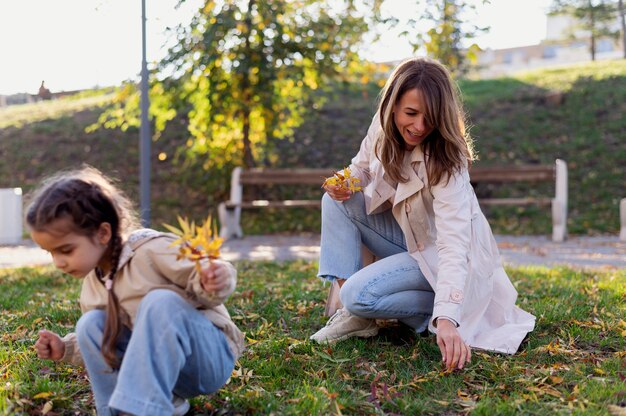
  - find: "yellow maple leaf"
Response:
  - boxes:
[163,214,223,272]
[322,166,362,192]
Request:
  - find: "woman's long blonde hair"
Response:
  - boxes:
[375,57,475,186]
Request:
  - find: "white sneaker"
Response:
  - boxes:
[172,395,190,416]
[309,308,379,344]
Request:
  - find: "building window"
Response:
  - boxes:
[597,39,614,53]
[543,45,558,59]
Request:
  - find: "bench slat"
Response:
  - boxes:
[470,166,554,182]
[479,197,552,206]
[225,200,322,209]
[240,168,336,185]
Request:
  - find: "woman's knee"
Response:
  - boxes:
[322,191,366,222]
[76,309,106,341]
[339,279,374,315]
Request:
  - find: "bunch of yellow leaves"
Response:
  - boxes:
[163,215,223,273]
[322,167,362,192]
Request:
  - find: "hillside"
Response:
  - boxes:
[1,60,624,237]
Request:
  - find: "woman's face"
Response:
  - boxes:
[393,88,434,150]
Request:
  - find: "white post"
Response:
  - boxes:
[218,167,244,239]
[551,159,568,242]
[619,198,626,241]
[0,188,23,245]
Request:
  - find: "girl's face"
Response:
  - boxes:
[393,88,434,150]
[31,220,112,278]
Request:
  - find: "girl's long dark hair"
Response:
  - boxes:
[26,166,139,369]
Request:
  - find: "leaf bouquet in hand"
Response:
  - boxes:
[163,215,223,273]
[322,167,362,192]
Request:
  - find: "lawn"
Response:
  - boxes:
[1,262,624,415]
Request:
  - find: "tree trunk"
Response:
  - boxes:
[589,0,596,60]
[242,106,254,168]
[618,0,626,59]
[241,0,256,168]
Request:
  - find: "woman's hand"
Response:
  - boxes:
[436,319,471,371]
[34,329,65,361]
[200,260,231,293]
[324,184,352,202]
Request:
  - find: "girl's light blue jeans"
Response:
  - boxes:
[75,289,234,416]
[318,192,434,332]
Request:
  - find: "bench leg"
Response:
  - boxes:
[551,199,567,242]
[619,198,626,241]
[217,203,243,240]
[323,245,378,317]
[552,159,568,242]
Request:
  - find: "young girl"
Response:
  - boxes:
[310,57,535,370]
[28,166,244,416]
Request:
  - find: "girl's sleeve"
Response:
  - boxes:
[148,238,237,308]
[186,259,237,308]
[348,114,379,187]
[430,168,473,326]
[61,332,84,366]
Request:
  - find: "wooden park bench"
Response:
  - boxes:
[218,159,568,242]
[217,167,334,239]
[469,159,568,242]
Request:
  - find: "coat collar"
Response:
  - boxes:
[366,145,427,213]
[367,168,395,214]
[393,146,426,206]
[116,229,163,270]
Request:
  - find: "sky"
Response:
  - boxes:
[0,0,552,96]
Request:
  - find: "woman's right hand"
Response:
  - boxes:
[324,184,353,202]
[35,329,65,361]
[436,319,471,371]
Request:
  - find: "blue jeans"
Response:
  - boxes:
[318,192,434,332]
[76,289,235,416]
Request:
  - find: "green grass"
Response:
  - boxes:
[0,60,624,236]
[1,263,624,415]
[0,91,114,129]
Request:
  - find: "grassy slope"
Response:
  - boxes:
[0,60,624,236]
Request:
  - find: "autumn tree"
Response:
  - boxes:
[93,0,381,169]
[396,0,488,76]
[550,0,620,60]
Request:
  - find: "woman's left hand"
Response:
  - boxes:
[436,318,471,371]
[200,261,230,293]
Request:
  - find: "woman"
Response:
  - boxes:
[310,57,535,371]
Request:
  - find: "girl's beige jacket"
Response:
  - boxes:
[350,117,535,354]
[60,229,245,366]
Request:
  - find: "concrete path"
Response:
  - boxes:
[1,234,624,270]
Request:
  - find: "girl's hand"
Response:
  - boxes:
[35,329,65,361]
[200,261,230,293]
[324,184,352,202]
[436,319,471,371]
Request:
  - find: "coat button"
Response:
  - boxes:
[405,204,411,213]
[450,290,464,303]
[417,243,425,251]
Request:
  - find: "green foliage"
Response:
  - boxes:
[1,264,625,414]
[91,0,382,169]
[549,0,621,60]
[396,0,489,76]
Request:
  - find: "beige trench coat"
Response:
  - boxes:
[349,117,535,354]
